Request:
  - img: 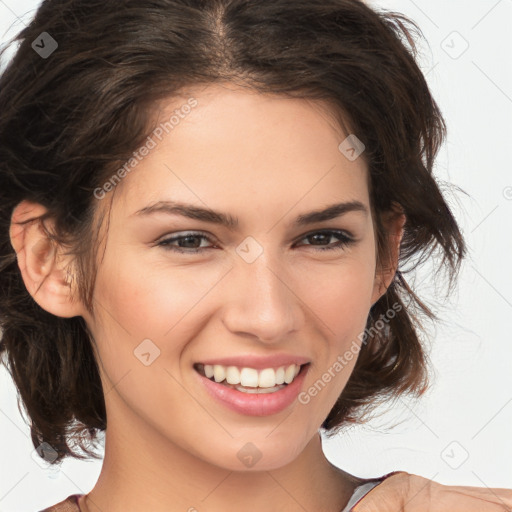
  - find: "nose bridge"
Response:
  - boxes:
[222,247,301,342]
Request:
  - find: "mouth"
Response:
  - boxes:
[193,362,309,394]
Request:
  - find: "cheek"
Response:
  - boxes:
[320,267,373,325]
[296,246,376,403]
[86,245,236,399]
[297,248,376,336]
[86,253,209,431]
[93,245,224,341]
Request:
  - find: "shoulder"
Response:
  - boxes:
[39,494,83,512]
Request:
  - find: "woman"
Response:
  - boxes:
[0,1,510,511]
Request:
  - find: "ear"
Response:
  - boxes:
[370,204,406,305]
[9,200,84,318]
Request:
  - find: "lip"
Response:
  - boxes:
[197,354,310,370]
[196,363,310,416]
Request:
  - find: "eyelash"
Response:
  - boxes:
[156,230,355,254]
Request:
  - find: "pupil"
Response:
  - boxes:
[310,233,328,245]
[182,236,199,248]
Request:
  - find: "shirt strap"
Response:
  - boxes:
[340,471,405,512]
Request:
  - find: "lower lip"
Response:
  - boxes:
[196,365,309,416]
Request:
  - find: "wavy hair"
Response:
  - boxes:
[0,0,465,464]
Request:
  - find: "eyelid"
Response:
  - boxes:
[154,230,216,247]
[293,227,355,243]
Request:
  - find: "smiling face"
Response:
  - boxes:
[81,82,390,472]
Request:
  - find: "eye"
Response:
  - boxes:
[155,229,355,254]
[295,229,355,251]
[156,232,214,253]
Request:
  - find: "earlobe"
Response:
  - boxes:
[9,200,83,319]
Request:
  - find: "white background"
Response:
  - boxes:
[0,0,511,510]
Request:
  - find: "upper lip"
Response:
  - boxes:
[197,354,310,370]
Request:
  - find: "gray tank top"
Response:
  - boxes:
[340,476,390,512]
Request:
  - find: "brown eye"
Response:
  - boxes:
[156,229,355,254]
[296,230,355,252]
[157,232,214,253]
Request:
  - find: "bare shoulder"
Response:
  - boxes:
[352,472,512,511]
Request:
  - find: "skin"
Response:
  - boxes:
[10,82,511,511]
[351,472,512,512]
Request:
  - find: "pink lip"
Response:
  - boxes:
[198,354,310,370]
[196,363,310,416]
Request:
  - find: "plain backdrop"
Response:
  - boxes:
[0,0,511,510]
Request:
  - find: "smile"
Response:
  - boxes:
[194,362,302,391]
[194,362,310,415]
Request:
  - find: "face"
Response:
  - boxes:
[80,82,388,472]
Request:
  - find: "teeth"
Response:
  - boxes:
[235,384,287,394]
[226,366,240,385]
[200,363,303,388]
[240,367,259,387]
[258,368,276,388]
[284,364,296,384]
[275,367,285,385]
[213,365,226,383]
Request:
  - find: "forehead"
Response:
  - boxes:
[112,82,370,223]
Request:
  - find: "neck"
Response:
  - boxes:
[82,403,360,512]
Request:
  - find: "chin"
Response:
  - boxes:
[206,432,311,472]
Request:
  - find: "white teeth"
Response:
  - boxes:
[213,364,226,383]
[258,368,276,388]
[235,384,286,394]
[226,366,240,385]
[275,367,285,385]
[200,363,303,388]
[204,364,214,378]
[240,367,259,387]
[284,364,296,384]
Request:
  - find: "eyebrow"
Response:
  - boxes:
[131,199,368,229]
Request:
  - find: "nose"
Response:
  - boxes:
[221,253,304,344]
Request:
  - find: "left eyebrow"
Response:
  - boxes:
[294,201,368,225]
[131,199,368,230]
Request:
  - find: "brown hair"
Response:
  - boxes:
[0,0,465,465]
